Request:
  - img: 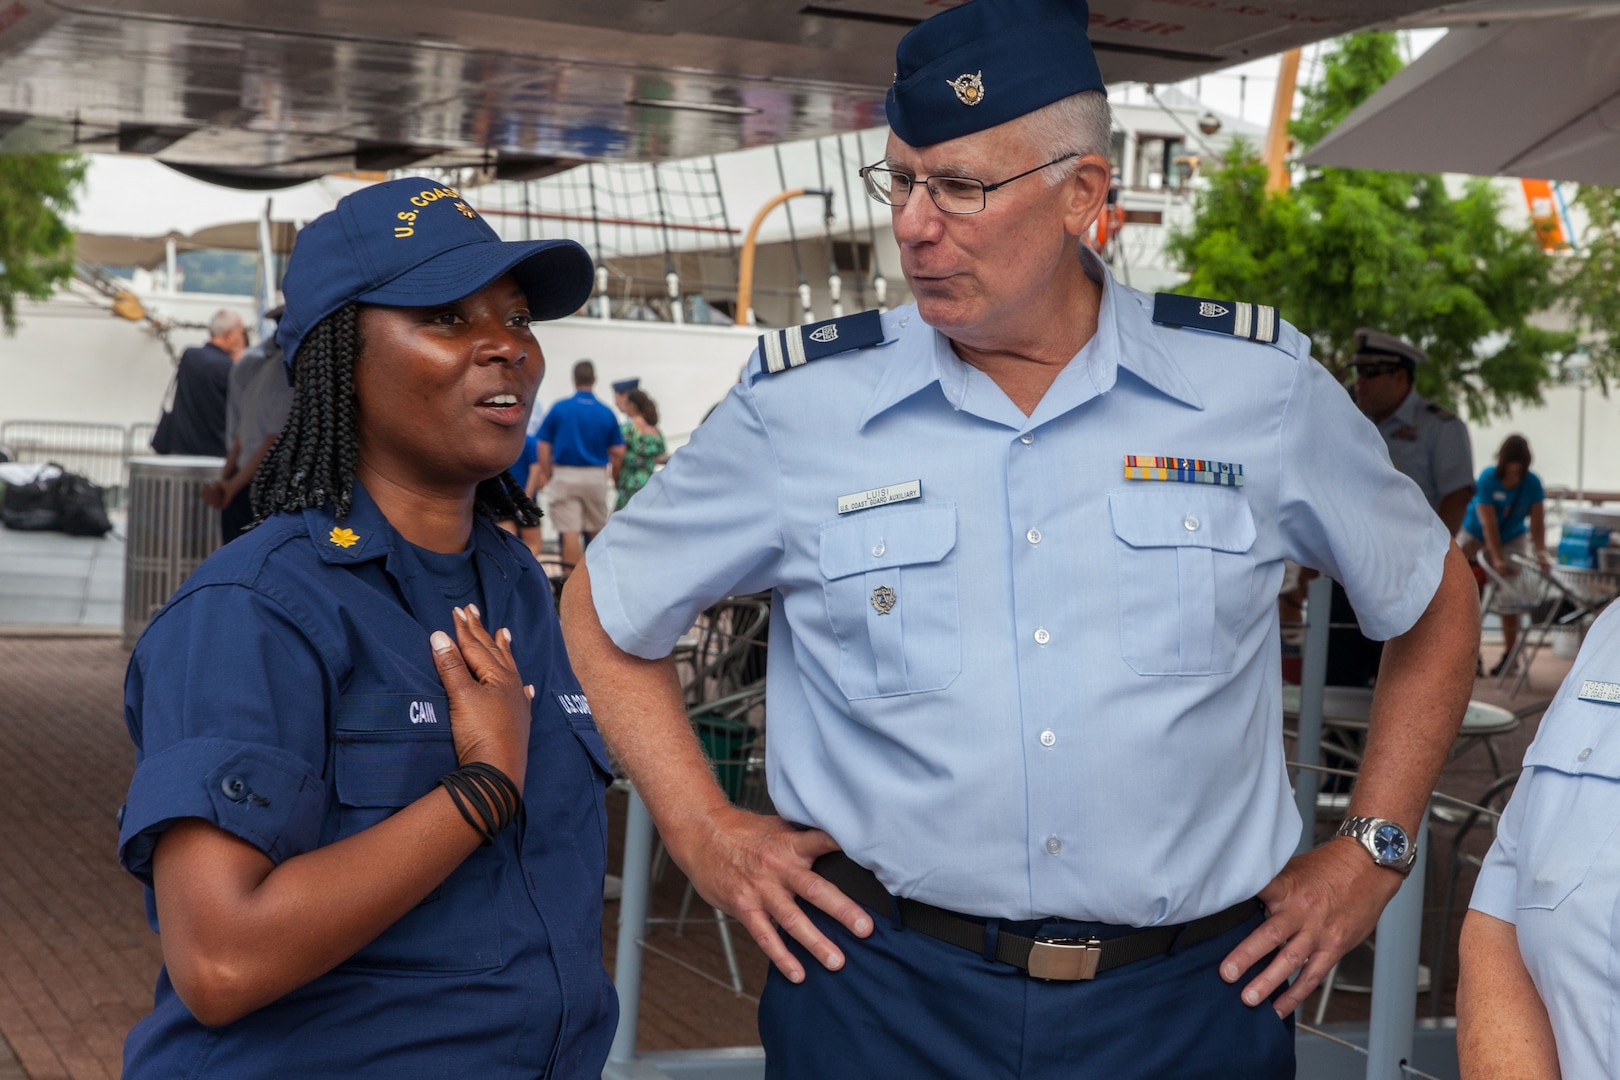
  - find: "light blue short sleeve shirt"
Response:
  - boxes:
[1469,601,1620,1077]
[1375,389,1475,511]
[589,256,1450,925]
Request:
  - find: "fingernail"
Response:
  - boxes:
[525,684,535,700]
[468,604,480,618]
[501,627,512,643]
[788,969,804,984]
[1244,990,1260,1006]
[1222,964,1238,981]
[454,607,466,622]
[854,917,872,935]
[431,631,454,653]
[825,952,842,970]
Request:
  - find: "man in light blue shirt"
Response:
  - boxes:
[562,1,1479,1074]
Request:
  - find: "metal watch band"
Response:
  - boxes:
[1337,815,1418,874]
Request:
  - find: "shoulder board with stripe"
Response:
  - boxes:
[1426,402,1457,421]
[1152,293,1279,345]
[758,309,885,375]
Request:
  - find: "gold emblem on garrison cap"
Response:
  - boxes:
[329,526,360,548]
[870,585,897,615]
[947,71,985,106]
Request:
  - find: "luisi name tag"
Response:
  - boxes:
[838,480,921,515]
[1579,680,1620,705]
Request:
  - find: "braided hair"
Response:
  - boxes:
[251,302,542,528]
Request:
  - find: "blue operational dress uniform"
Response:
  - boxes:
[587,249,1450,1074]
[1470,601,1620,1076]
[1373,389,1474,513]
[118,482,617,1078]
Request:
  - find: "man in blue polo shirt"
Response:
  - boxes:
[536,360,624,572]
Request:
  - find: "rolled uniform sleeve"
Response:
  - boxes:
[587,377,783,659]
[1468,782,1526,925]
[1277,353,1450,640]
[120,584,330,885]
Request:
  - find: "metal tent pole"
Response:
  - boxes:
[1365,816,1428,1080]
[1294,574,1332,853]
[609,786,655,1066]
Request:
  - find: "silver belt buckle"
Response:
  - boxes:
[1027,936,1102,981]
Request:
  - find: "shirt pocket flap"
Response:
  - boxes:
[819,505,957,581]
[1522,698,1620,779]
[1109,488,1256,552]
[568,720,616,778]
[334,692,455,809]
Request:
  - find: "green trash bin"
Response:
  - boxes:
[694,712,753,803]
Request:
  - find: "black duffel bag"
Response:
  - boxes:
[1,466,113,537]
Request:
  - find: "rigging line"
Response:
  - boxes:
[815,138,838,280]
[587,163,606,270]
[710,155,741,288]
[774,144,809,289]
[857,129,885,284]
[648,163,673,276]
[837,133,867,307]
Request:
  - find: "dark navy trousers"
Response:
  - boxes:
[759,903,1294,1079]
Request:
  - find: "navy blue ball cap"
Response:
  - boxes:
[276,176,595,370]
[886,0,1105,148]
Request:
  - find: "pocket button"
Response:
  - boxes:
[1034,628,1051,645]
[1183,515,1200,532]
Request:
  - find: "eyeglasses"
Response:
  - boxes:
[1353,360,1406,379]
[858,154,1079,215]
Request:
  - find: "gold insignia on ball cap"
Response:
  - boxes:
[947,71,985,106]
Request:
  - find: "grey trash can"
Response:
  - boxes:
[123,456,223,647]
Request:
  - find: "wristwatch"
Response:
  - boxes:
[1335,816,1418,875]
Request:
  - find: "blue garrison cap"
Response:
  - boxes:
[277,176,594,371]
[886,0,1105,148]
[611,378,640,394]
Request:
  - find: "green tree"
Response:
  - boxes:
[1563,184,1620,390]
[0,154,87,332]
[1167,33,1573,420]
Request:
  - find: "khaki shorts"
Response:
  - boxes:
[547,465,612,534]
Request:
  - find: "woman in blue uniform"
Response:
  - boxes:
[116,177,617,1078]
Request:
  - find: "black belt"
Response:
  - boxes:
[814,851,1264,982]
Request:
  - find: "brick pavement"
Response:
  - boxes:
[0,636,158,1080]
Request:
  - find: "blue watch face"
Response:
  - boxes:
[1373,824,1408,861]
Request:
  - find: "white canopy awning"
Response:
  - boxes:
[1304,13,1620,185]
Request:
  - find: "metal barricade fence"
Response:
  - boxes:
[0,420,132,505]
[123,456,222,647]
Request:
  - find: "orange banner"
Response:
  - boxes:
[1522,179,1569,251]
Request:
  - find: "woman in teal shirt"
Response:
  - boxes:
[1457,434,1548,674]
